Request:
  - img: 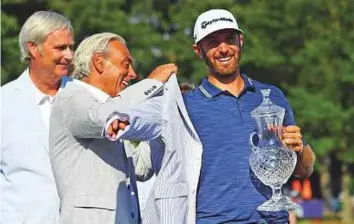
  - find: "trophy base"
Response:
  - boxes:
[257,196,300,212]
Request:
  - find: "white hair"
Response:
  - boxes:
[19,11,73,63]
[72,32,126,80]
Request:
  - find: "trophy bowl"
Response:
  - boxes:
[249,89,300,212]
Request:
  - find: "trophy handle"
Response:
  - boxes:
[250,131,260,152]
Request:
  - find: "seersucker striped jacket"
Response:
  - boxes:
[114,75,203,224]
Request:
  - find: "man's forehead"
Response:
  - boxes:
[110,52,133,62]
[46,28,74,43]
[204,29,237,39]
[108,42,133,61]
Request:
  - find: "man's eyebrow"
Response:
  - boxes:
[123,56,133,63]
[53,42,75,47]
[205,35,217,40]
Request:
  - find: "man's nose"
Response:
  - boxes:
[64,48,74,62]
[218,42,230,55]
[128,67,137,80]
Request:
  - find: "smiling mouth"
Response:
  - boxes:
[122,81,129,87]
[57,63,71,69]
[217,56,232,62]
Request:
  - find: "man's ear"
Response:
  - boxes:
[239,33,244,51]
[27,42,41,59]
[192,44,204,59]
[92,53,106,74]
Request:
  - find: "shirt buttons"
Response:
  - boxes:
[127,184,131,190]
[131,213,135,218]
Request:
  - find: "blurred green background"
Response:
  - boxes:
[2,0,354,222]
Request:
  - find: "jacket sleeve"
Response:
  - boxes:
[68,79,163,139]
[105,96,163,142]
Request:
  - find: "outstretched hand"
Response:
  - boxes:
[147,63,178,83]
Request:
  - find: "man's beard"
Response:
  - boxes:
[201,49,240,77]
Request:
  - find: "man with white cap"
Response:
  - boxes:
[107,8,316,224]
[182,8,315,223]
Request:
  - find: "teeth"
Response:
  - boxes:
[122,81,129,86]
[218,56,231,62]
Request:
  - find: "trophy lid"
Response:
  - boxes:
[251,89,285,118]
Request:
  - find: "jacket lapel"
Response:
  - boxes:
[14,70,50,153]
[165,75,201,142]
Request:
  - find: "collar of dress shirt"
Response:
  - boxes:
[73,79,110,103]
[26,69,55,105]
[31,82,54,105]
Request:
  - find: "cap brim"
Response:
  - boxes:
[195,26,243,44]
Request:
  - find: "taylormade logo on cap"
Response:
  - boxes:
[193,9,243,44]
[201,17,234,29]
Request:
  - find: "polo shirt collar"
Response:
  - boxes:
[242,73,256,91]
[199,73,255,98]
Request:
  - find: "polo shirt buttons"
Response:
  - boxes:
[127,184,131,190]
[131,213,135,218]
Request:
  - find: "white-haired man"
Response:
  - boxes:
[49,32,177,224]
[1,11,74,224]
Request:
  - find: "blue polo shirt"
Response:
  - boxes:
[183,74,295,224]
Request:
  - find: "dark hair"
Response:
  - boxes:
[179,82,196,93]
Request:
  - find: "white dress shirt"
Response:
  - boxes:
[72,79,110,102]
[29,80,55,130]
[29,76,69,130]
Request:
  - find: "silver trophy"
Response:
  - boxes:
[249,89,299,212]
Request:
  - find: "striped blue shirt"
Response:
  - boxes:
[183,74,295,223]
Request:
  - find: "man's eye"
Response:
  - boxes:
[56,46,67,51]
[227,36,237,43]
[209,40,218,45]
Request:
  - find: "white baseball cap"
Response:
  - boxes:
[193,9,243,44]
